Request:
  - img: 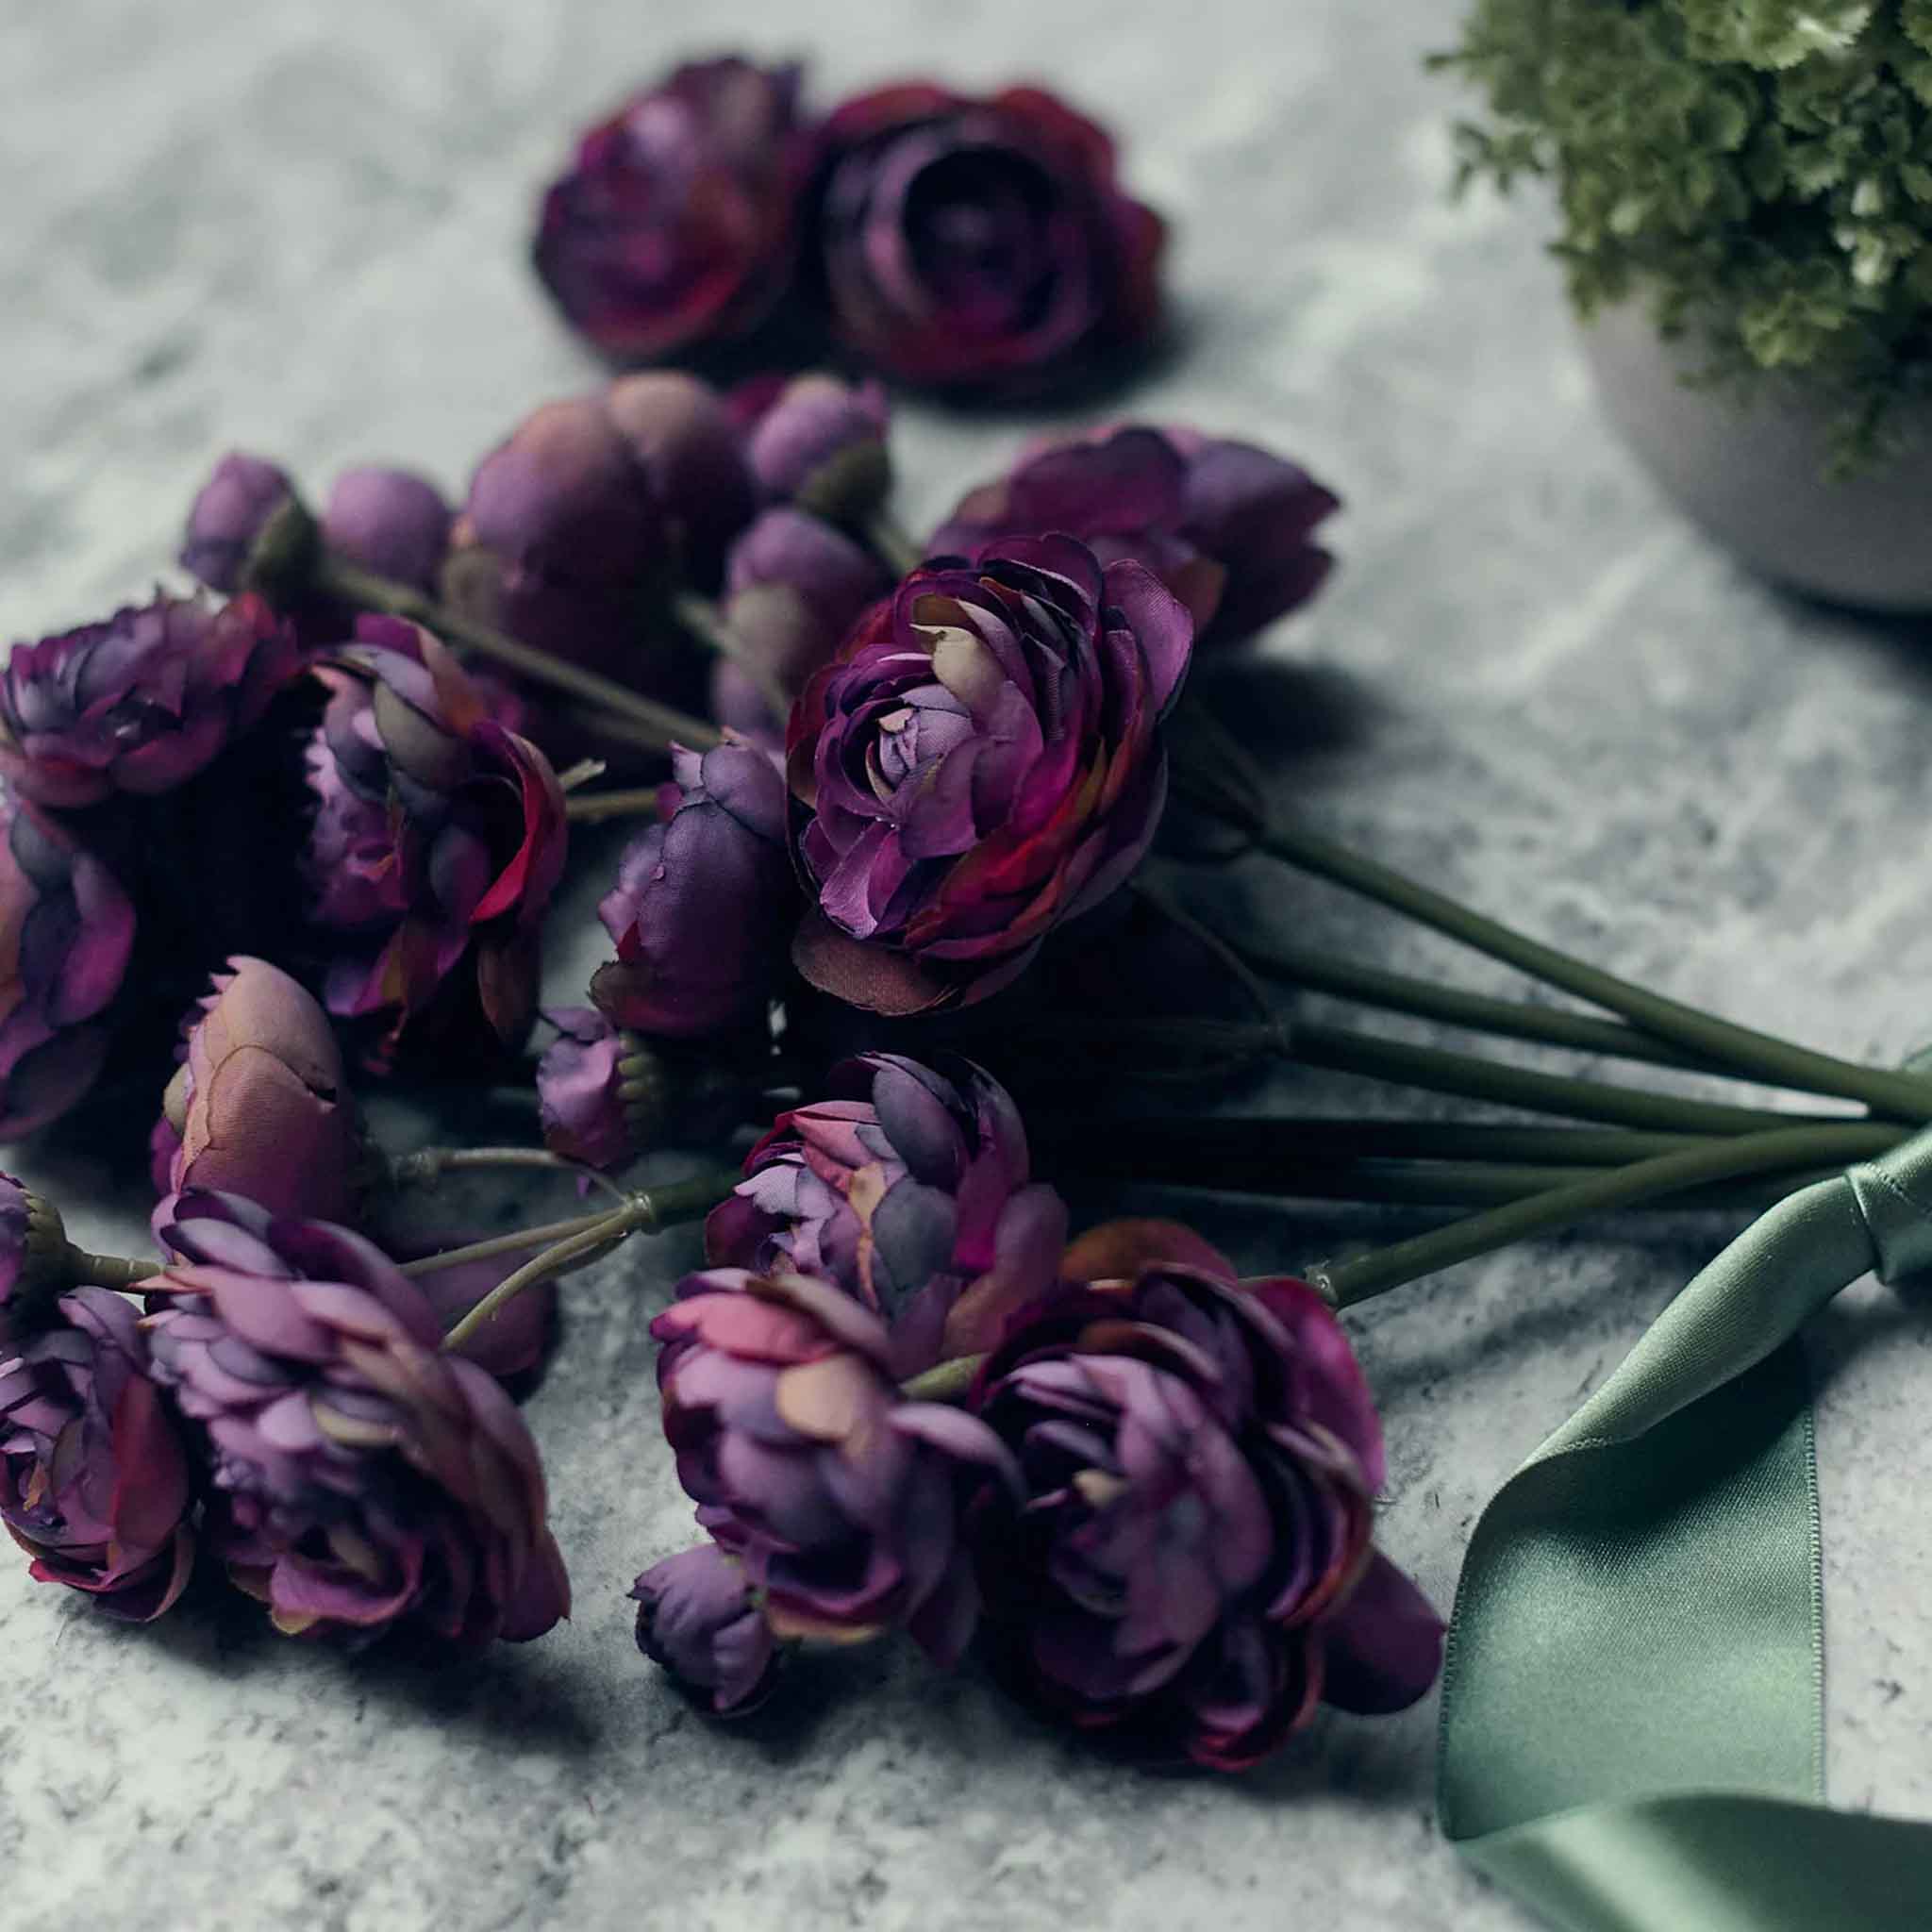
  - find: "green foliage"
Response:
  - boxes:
[1436,0,1932,462]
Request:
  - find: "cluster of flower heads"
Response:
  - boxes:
[535,58,1166,397]
[634,1054,1442,1767]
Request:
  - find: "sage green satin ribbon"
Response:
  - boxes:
[1437,1126,1932,1930]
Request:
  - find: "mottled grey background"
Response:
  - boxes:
[8,2,1932,1927]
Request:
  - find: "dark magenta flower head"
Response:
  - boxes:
[931,425,1341,647]
[0,591,303,808]
[322,467,453,593]
[151,958,361,1223]
[632,1542,778,1715]
[306,617,568,1064]
[180,452,296,593]
[711,508,889,741]
[708,1054,1065,1379]
[808,84,1164,392]
[446,377,754,675]
[535,1006,656,1171]
[146,1190,570,1647]
[966,1220,1442,1771]
[731,373,892,519]
[534,58,810,363]
[0,794,137,1139]
[0,1285,195,1622]
[654,1265,1016,1661]
[787,535,1191,1015]
[591,737,795,1039]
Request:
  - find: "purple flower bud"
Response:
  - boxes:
[534,58,810,363]
[708,1055,1065,1379]
[181,452,296,593]
[966,1221,1442,1770]
[445,379,753,676]
[632,1543,777,1715]
[0,1286,195,1622]
[932,425,1340,647]
[787,536,1191,1015]
[535,1006,655,1171]
[810,85,1164,393]
[0,794,137,1139]
[148,1190,570,1647]
[711,508,888,740]
[322,467,453,593]
[0,591,303,808]
[732,374,891,519]
[591,738,795,1039]
[306,618,569,1065]
[654,1267,1015,1660]
[155,957,360,1223]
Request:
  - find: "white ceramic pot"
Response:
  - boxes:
[1580,302,1932,612]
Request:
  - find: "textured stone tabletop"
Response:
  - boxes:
[9,2,1932,1927]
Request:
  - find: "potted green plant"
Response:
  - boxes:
[1436,1,1932,608]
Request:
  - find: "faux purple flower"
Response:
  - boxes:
[445,375,754,676]
[932,425,1341,647]
[0,591,303,808]
[0,793,137,1139]
[707,1054,1065,1378]
[152,957,360,1223]
[536,1007,651,1170]
[632,1542,778,1715]
[534,58,810,363]
[147,1190,570,1647]
[809,84,1164,392]
[966,1220,1442,1771]
[731,374,891,518]
[306,618,568,1062]
[787,536,1191,1015]
[323,467,453,593]
[0,1286,194,1622]
[180,452,295,593]
[591,737,794,1039]
[710,508,888,741]
[654,1266,1014,1660]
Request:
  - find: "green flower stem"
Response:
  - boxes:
[1252,814,1932,1123]
[399,1212,617,1278]
[1292,1021,1834,1136]
[390,1145,628,1205]
[313,552,722,754]
[1231,931,1724,1077]
[564,787,665,824]
[866,509,924,578]
[438,1169,733,1351]
[901,1354,985,1404]
[671,590,792,722]
[1317,1122,1907,1308]
[69,1248,165,1292]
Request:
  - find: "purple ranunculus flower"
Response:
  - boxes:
[180,452,295,593]
[306,617,569,1065]
[710,507,888,742]
[931,425,1341,649]
[147,1190,571,1647]
[0,591,303,808]
[966,1219,1443,1771]
[322,467,453,593]
[654,1266,1016,1661]
[591,736,795,1039]
[535,1006,651,1171]
[534,58,810,364]
[632,1542,778,1715]
[444,375,755,678]
[786,535,1191,1015]
[730,373,892,519]
[0,1286,195,1622]
[808,84,1164,393]
[707,1054,1065,1378]
[152,957,360,1223]
[0,794,137,1139]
